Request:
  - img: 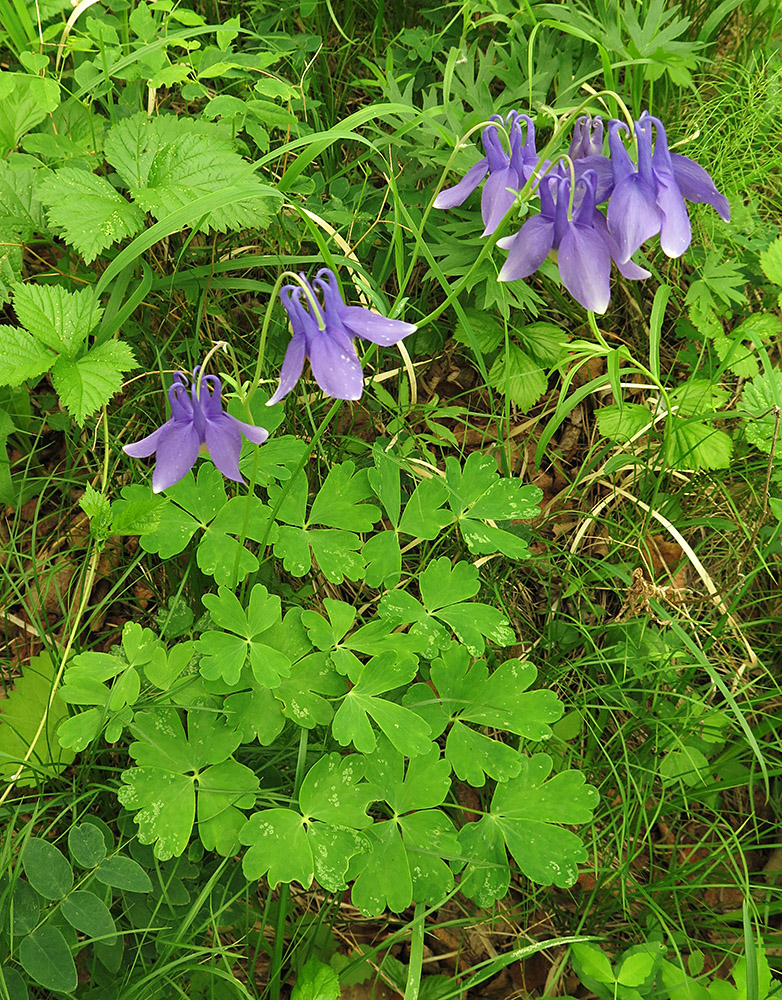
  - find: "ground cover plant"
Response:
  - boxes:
[0,0,781,997]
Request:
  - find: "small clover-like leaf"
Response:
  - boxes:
[332,652,431,756]
[299,754,373,829]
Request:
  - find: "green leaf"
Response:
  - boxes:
[292,958,340,1000]
[51,338,136,424]
[488,342,548,410]
[0,160,46,238]
[0,652,74,785]
[39,168,145,263]
[240,808,313,887]
[110,485,166,535]
[368,446,401,526]
[332,651,432,756]
[299,754,374,829]
[11,880,41,935]
[453,308,504,354]
[197,759,259,855]
[663,418,733,471]
[398,476,453,539]
[617,952,657,987]
[362,530,402,589]
[460,753,598,901]
[79,483,113,541]
[760,236,782,287]
[742,370,782,453]
[94,854,152,892]
[197,585,290,687]
[0,325,54,386]
[0,966,27,1000]
[18,925,77,994]
[273,652,347,729]
[444,454,541,559]
[572,943,615,985]
[308,461,380,530]
[118,709,244,859]
[60,889,117,943]
[12,282,101,355]
[596,403,652,443]
[106,113,282,232]
[445,722,522,786]
[68,823,107,868]
[349,741,458,915]
[22,838,73,900]
[0,73,60,153]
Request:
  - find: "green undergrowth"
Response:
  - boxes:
[0,0,781,998]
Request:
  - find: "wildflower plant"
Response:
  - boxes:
[0,8,764,997]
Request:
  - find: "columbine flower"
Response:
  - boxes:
[606,112,730,262]
[434,112,540,235]
[498,170,613,313]
[124,369,268,492]
[267,268,417,405]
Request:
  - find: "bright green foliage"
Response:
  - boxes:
[378,557,515,656]
[0,282,135,423]
[459,753,599,905]
[405,643,563,786]
[332,651,432,756]
[0,652,74,784]
[38,168,145,263]
[663,416,733,471]
[488,342,548,409]
[270,462,380,582]
[197,584,290,686]
[58,621,161,750]
[292,959,340,1000]
[118,708,257,859]
[742,370,782,452]
[445,453,542,558]
[104,113,282,232]
[348,739,459,915]
[0,72,60,153]
[240,754,373,890]
[140,465,277,586]
[597,403,652,443]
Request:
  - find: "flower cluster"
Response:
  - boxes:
[124,268,416,492]
[436,110,730,313]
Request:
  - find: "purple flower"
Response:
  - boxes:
[267,268,417,405]
[498,170,613,313]
[606,112,730,263]
[434,112,540,235]
[124,369,268,492]
[569,115,605,159]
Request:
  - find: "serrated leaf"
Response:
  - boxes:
[0,325,54,386]
[39,168,145,263]
[742,370,782,453]
[760,236,782,287]
[51,339,136,424]
[452,308,504,354]
[488,342,548,410]
[292,959,340,1000]
[0,160,46,236]
[597,403,652,443]
[13,282,101,355]
[663,417,733,471]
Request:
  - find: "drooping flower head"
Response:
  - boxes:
[606,112,730,263]
[268,268,417,405]
[123,369,268,492]
[498,170,613,313]
[434,111,540,235]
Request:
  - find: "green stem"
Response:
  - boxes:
[404,903,426,1000]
